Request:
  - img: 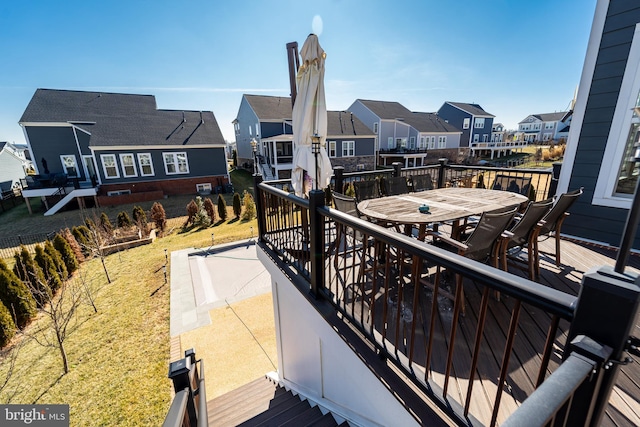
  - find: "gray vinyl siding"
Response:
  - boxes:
[565,0,640,246]
[235,97,259,161]
[0,151,26,191]
[25,126,82,177]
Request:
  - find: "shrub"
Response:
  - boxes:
[53,233,79,274]
[184,200,198,227]
[0,300,16,348]
[117,211,133,228]
[44,240,68,280]
[0,260,37,328]
[203,198,216,224]
[344,183,356,197]
[217,194,228,221]
[85,218,96,230]
[241,191,257,221]
[100,213,113,235]
[232,193,242,219]
[13,246,49,307]
[64,228,85,262]
[192,196,211,228]
[132,206,148,228]
[150,202,167,232]
[475,173,486,189]
[35,245,63,293]
[72,225,91,248]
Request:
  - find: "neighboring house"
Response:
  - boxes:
[517,111,571,143]
[234,95,376,179]
[348,99,462,167]
[558,0,640,248]
[0,142,30,191]
[436,102,494,147]
[19,89,229,214]
[491,123,505,142]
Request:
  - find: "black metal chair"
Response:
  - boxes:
[500,198,554,280]
[535,187,583,274]
[410,174,434,192]
[353,180,380,202]
[381,176,410,196]
[429,206,518,314]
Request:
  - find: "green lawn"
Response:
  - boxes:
[0,168,258,426]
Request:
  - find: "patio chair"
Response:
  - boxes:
[381,176,410,196]
[534,187,583,274]
[429,206,518,315]
[499,198,554,280]
[353,180,380,202]
[492,174,532,197]
[410,174,434,192]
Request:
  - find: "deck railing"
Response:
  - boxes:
[255,173,638,427]
[164,349,207,427]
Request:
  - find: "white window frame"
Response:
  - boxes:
[342,141,355,157]
[419,137,426,149]
[328,141,336,158]
[119,153,137,178]
[429,136,436,149]
[101,154,120,179]
[545,122,555,130]
[438,136,447,148]
[137,153,155,177]
[594,23,640,209]
[60,154,78,177]
[163,152,190,175]
[409,136,416,149]
[373,122,379,134]
[387,137,394,149]
[473,133,480,143]
[463,118,470,129]
[474,118,485,128]
[196,183,212,193]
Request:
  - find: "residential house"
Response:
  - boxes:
[517,111,572,143]
[0,142,30,191]
[19,89,229,214]
[436,101,494,147]
[234,95,376,179]
[491,122,506,142]
[349,99,462,167]
[557,0,640,248]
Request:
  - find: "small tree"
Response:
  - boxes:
[132,206,148,234]
[44,240,68,280]
[72,225,92,251]
[99,212,113,235]
[0,300,16,348]
[192,196,211,228]
[203,197,216,224]
[241,191,257,221]
[34,245,63,293]
[53,233,79,275]
[117,211,133,228]
[0,260,37,329]
[185,199,198,227]
[62,228,85,264]
[232,192,242,219]
[150,202,167,232]
[13,247,49,307]
[217,194,228,221]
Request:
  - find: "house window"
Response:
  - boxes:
[396,138,407,148]
[388,137,394,149]
[534,123,541,130]
[543,133,552,141]
[463,118,470,129]
[373,122,378,134]
[429,136,436,149]
[101,154,119,179]
[60,155,78,177]
[474,118,485,128]
[163,152,189,175]
[409,136,416,149]
[438,136,447,148]
[119,153,137,178]
[342,141,355,157]
[473,134,479,142]
[419,137,426,149]
[196,183,212,194]
[545,122,555,130]
[137,153,154,176]
[615,103,640,196]
[328,141,336,158]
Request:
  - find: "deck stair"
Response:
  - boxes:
[207,376,349,427]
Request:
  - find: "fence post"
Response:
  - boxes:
[392,162,402,177]
[308,189,326,299]
[333,166,344,194]
[253,174,265,242]
[168,354,197,426]
[566,265,640,426]
[437,158,448,188]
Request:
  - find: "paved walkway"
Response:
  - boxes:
[169,239,278,398]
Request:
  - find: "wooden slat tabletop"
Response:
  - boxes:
[357,188,529,226]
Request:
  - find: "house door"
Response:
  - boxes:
[82,155,99,186]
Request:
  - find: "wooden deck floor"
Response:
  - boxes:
[331,235,640,426]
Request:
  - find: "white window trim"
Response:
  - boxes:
[101,154,120,179]
[373,122,378,134]
[163,152,190,175]
[438,136,447,148]
[328,141,336,158]
[342,140,355,157]
[387,137,394,149]
[463,118,470,129]
[474,118,485,128]
[593,23,640,209]
[60,154,78,177]
[137,153,155,177]
[119,153,138,178]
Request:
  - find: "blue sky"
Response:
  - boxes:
[0,0,596,145]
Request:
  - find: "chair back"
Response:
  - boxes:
[332,191,359,218]
[353,180,379,202]
[411,174,434,192]
[465,206,518,262]
[540,187,583,235]
[508,198,554,247]
[382,176,409,196]
[492,174,532,197]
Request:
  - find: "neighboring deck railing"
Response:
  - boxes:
[254,172,638,427]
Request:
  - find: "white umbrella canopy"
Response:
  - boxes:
[291,34,333,197]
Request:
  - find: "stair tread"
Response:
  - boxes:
[236,392,304,427]
[252,400,311,427]
[307,413,340,427]
[279,405,324,427]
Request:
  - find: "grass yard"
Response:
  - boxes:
[0,168,258,426]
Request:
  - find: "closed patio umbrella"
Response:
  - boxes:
[291,34,333,197]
